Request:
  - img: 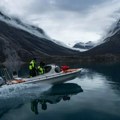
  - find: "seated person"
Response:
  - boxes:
[37,61,45,75]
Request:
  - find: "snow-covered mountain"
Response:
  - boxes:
[73,41,95,51]
[85,19,120,55]
[73,19,120,54]
[0,11,78,68]
[103,19,120,42]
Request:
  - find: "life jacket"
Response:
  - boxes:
[37,66,44,74]
[29,64,32,70]
[29,60,36,70]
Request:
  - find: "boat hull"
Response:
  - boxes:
[24,69,81,84]
[25,70,80,84]
[1,68,81,87]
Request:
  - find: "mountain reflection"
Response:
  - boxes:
[79,64,120,95]
[30,83,83,114]
[80,64,120,83]
[0,83,83,116]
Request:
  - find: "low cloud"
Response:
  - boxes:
[0,0,120,46]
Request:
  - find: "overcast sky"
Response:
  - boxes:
[0,0,120,46]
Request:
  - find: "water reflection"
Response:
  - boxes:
[31,83,83,114]
[79,64,120,95]
[80,64,120,83]
[0,83,83,116]
[1,64,120,120]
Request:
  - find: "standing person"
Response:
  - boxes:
[37,61,45,75]
[29,58,37,77]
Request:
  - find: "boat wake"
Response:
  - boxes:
[0,83,52,100]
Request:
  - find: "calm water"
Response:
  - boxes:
[0,64,120,120]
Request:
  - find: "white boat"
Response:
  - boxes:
[1,64,81,86]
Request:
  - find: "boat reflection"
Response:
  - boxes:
[30,83,83,114]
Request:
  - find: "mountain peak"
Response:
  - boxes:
[73,41,95,50]
[85,18,120,55]
[103,19,120,41]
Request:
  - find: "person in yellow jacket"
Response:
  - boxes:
[37,61,45,75]
[37,66,44,75]
[29,58,37,77]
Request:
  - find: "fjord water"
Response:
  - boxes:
[0,64,120,120]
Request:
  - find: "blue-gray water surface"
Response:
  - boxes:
[0,64,120,120]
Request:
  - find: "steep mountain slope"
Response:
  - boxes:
[0,11,78,65]
[85,19,120,55]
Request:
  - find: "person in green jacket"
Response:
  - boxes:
[29,58,37,77]
[37,61,45,75]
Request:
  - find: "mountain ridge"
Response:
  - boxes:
[0,11,79,69]
[73,41,95,51]
[84,18,120,55]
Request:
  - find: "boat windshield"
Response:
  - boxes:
[55,66,60,73]
[44,65,61,73]
[44,66,52,73]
